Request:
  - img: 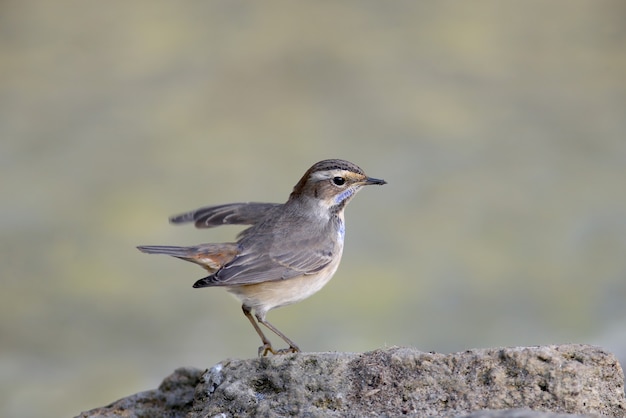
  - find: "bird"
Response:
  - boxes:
[137,159,386,356]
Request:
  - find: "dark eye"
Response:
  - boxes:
[332,177,346,186]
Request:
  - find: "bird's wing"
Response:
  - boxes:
[169,202,281,229]
[194,218,341,287]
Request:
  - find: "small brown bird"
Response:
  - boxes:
[138,159,386,356]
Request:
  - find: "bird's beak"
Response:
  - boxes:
[363,177,387,186]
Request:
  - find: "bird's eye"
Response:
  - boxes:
[332,177,346,186]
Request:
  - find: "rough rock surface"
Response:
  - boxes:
[77,366,202,418]
[77,344,625,418]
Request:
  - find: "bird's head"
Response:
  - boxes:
[289,159,386,213]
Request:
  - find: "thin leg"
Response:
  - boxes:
[255,313,300,355]
[242,305,276,356]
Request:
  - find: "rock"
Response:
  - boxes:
[76,367,202,418]
[458,411,604,418]
[77,345,626,418]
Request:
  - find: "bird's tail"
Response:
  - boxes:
[137,243,239,275]
[137,245,190,257]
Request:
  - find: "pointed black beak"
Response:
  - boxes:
[364,177,387,186]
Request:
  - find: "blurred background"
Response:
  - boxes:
[2,1,626,416]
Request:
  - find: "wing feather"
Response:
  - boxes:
[169,202,281,228]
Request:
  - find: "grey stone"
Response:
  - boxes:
[457,410,599,418]
[75,367,203,418]
[77,345,626,418]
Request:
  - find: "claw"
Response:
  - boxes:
[258,343,300,357]
[275,346,300,355]
[258,343,276,357]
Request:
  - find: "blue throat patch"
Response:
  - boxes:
[335,188,355,205]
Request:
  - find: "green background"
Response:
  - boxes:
[2,1,626,416]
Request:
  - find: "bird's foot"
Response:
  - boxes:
[258,342,275,357]
[274,345,300,355]
[257,343,300,357]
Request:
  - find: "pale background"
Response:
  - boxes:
[2,1,626,417]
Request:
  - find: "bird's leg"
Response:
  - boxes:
[242,305,276,356]
[255,313,301,355]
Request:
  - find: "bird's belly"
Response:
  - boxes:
[227,255,342,315]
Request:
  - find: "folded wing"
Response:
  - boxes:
[194,217,340,287]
